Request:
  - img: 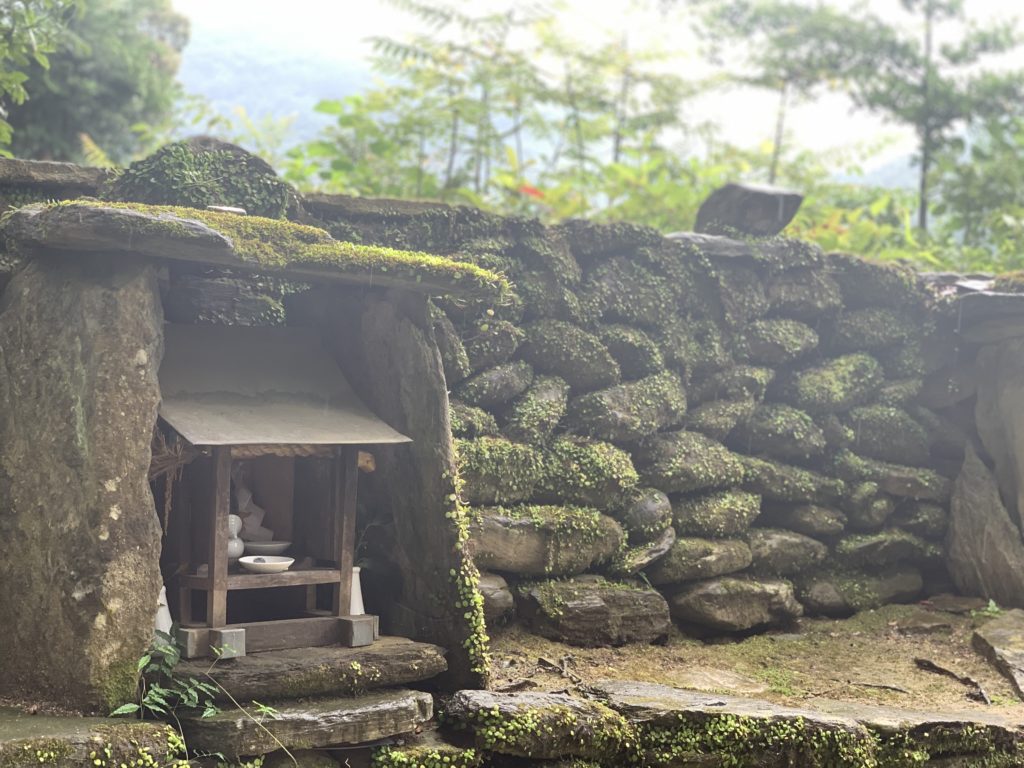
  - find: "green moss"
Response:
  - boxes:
[672,490,762,537]
[829,307,916,352]
[503,375,570,446]
[876,378,923,407]
[97,658,140,715]
[513,269,586,324]
[49,200,508,295]
[464,319,524,371]
[876,340,926,379]
[104,139,292,218]
[598,324,665,378]
[730,403,826,461]
[566,371,687,443]
[741,455,846,504]
[786,353,884,414]
[453,360,534,409]
[684,398,756,441]
[657,318,732,378]
[834,529,931,569]
[578,258,677,327]
[828,251,928,310]
[845,405,930,466]
[535,437,639,510]
[515,233,582,285]
[519,319,621,390]
[735,318,819,365]
[693,365,774,404]
[637,430,746,494]
[371,744,481,768]
[450,401,500,438]
[456,436,545,505]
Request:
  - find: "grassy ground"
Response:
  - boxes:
[489,601,1024,718]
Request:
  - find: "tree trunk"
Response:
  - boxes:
[769,81,789,185]
[918,4,935,232]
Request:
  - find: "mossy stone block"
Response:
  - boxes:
[598,324,665,379]
[729,403,826,461]
[519,319,621,390]
[845,405,931,466]
[741,456,846,505]
[566,371,687,443]
[454,360,534,409]
[693,365,775,404]
[656,318,732,378]
[457,437,544,505]
[579,257,677,327]
[715,264,769,329]
[796,565,923,617]
[672,490,762,537]
[745,528,828,576]
[834,529,932,569]
[646,537,752,585]
[759,503,846,538]
[450,401,500,438]
[636,430,747,494]
[764,267,843,320]
[832,449,951,501]
[515,575,671,648]
[464,319,524,372]
[684,398,757,441]
[502,375,570,446]
[829,252,927,309]
[618,487,673,543]
[783,352,884,414]
[735,318,818,365]
[468,504,624,577]
[877,377,924,406]
[535,437,639,510]
[668,576,803,632]
[828,307,916,353]
[891,500,949,540]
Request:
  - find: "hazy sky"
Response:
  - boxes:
[171,0,1024,170]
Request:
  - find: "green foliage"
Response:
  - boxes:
[110,631,218,721]
[0,0,81,152]
[6,0,188,163]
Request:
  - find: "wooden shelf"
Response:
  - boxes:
[180,567,341,591]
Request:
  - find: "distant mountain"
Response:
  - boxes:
[176,26,371,146]
[838,153,917,190]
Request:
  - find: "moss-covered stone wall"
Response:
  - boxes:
[302,198,960,641]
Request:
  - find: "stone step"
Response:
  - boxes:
[180,689,433,758]
[174,636,446,702]
[0,707,178,767]
[590,679,1023,766]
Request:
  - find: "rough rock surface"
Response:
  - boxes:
[454,360,534,408]
[442,689,630,760]
[502,375,569,445]
[175,637,448,702]
[746,528,828,575]
[181,689,433,757]
[618,487,673,542]
[611,526,676,575]
[457,437,543,505]
[835,529,931,569]
[782,353,884,414]
[760,503,846,538]
[975,338,1024,530]
[478,572,516,624]
[0,255,163,711]
[972,609,1024,699]
[468,505,624,577]
[668,576,803,632]
[636,430,746,494]
[730,403,826,460]
[736,318,818,365]
[672,490,761,537]
[646,537,752,585]
[566,371,686,442]
[0,711,175,768]
[518,319,621,390]
[694,182,803,237]
[947,444,1024,608]
[516,576,671,646]
[796,567,923,617]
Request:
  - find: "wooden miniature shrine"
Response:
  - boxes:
[155,323,411,659]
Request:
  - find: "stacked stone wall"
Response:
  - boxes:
[304,202,960,643]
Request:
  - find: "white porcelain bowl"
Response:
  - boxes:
[244,540,292,556]
[239,555,294,574]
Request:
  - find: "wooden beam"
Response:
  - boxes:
[334,446,359,616]
[206,446,231,628]
[181,567,342,591]
[177,617,343,658]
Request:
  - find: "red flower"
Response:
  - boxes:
[519,184,544,199]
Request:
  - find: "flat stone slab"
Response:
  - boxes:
[924,593,989,615]
[0,708,176,767]
[591,680,1022,762]
[443,689,629,760]
[973,609,1024,700]
[181,689,433,757]
[174,636,447,702]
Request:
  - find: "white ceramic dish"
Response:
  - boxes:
[239,555,294,574]
[244,540,292,556]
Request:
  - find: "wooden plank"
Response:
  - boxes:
[206,446,231,628]
[181,568,342,591]
[238,617,342,654]
[334,446,359,616]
